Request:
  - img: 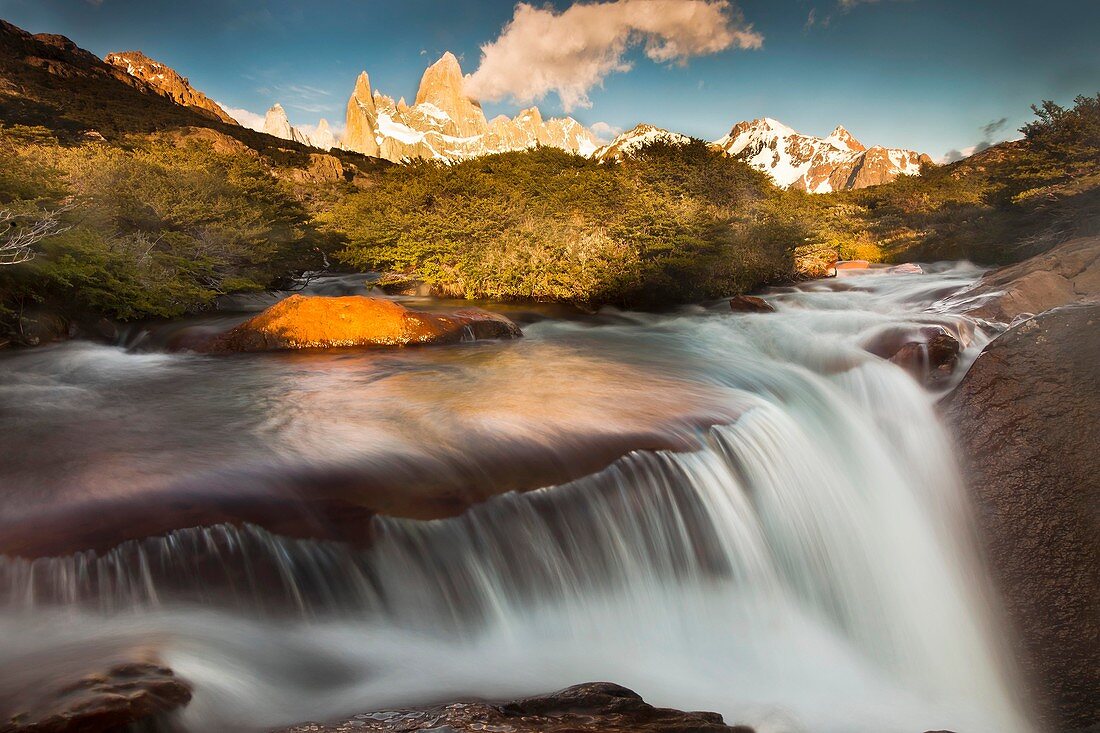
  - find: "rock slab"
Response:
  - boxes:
[273,682,750,733]
[1,649,191,733]
[946,304,1100,731]
[955,235,1099,323]
[206,294,522,352]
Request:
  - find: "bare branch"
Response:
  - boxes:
[0,204,74,265]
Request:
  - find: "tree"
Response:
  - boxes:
[0,206,71,265]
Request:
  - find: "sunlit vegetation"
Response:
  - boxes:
[0,125,330,338]
[328,142,803,308]
[1,92,1096,343]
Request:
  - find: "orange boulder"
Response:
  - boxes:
[205,295,521,352]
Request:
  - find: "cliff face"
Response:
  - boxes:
[712,118,932,192]
[947,304,1100,732]
[262,103,310,146]
[343,53,596,162]
[104,51,237,125]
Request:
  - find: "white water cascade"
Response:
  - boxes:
[0,265,1029,733]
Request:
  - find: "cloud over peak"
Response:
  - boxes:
[466,0,762,111]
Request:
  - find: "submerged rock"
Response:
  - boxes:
[205,294,522,352]
[273,682,750,732]
[946,304,1100,731]
[729,295,775,313]
[862,325,961,386]
[0,647,191,733]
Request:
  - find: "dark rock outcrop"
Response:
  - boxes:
[273,682,750,733]
[946,304,1100,731]
[729,295,775,313]
[0,648,191,733]
[204,294,522,352]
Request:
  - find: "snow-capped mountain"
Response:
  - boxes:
[262,103,312,146]
[104,50,238,125]
[343,52,597,162]
[102,48,930,190]
[712,118,932,192]
[593,123,692,161]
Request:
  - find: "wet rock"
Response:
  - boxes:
[0,647,191,733]
[952,235,1099,323]
[862,325,961,386]
[204,294,521,352]
[834,260,871,271]
[729,295,775,313]
[272,682,749,732]
[945,304,1100,731]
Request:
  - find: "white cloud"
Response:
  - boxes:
[219,104,265,132]
[466,0,762,112]
[590,121,622,141]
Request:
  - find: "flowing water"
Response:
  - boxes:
[0,266,1029,732]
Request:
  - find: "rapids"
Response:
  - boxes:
[0,265,1030,732]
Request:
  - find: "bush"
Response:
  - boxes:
[0,125,326,338]
[328,144,797,308]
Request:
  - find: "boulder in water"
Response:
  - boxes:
[0,647,191,733]
[273,682,750,732]
[729,295,775,313]
[953,235,1099,323]
[946,303,1100,731]
[834,260,871,270]
[205,294,521,352]
[862,325,961,386]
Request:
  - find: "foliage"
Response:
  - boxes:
[840,92,1100,263]
[328,143,797,308]
[0,125,327,339]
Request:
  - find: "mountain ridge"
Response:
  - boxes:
[104,50,238,125]
[712,117,932,192]
[340,52,599,162]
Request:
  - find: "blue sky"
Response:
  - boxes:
[1,0,1096,159]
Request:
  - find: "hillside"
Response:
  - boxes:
[0,17,1096,344]
[0,19,384,175]
[0,20,390,344]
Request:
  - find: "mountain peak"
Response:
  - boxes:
[353,71,372,99]
[826,124,865,152]
[594,124,692,162]
[104,49,237,125]
[343,53,594,162]
[263,103,310,146]
[713,117,927,192]
[414,49,486,137]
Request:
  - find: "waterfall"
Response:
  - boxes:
[0,265,1028,732]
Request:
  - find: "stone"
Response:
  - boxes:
[951,235,1099,323]
[0,648,191,733]
[204,294,522,352]
[272,682,751,733]
[729,295,775,313]
[945,304,1100,731]
[834,260,871,270]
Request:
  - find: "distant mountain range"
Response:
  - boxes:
[88,40,934,192]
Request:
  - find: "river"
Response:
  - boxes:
[0,265,1029,732]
